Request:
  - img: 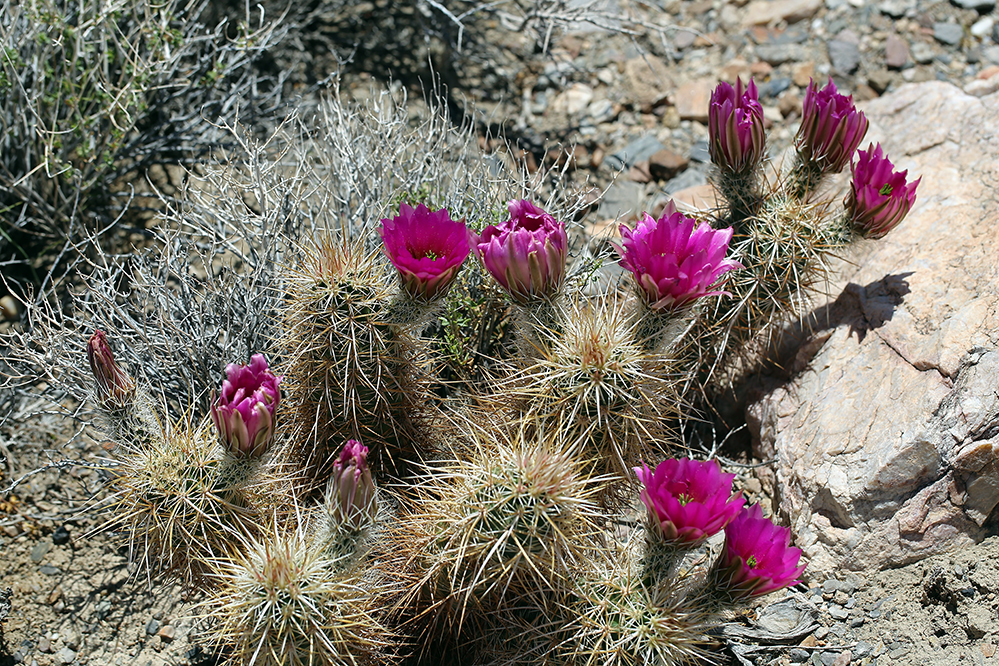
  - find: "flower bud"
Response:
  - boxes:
[87,330,136,411]
[210,354,281,458]
[327,440,377,531]
[709,78,766,174]
[474,199,568,303]
[796,78,869,175]
[846,143,920,239]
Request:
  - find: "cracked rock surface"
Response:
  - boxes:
[745,81,999,579]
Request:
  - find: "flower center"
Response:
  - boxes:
[879,183,893,196]
[746,555,758,568]
[677,493,692,505]
[418,249,440,260]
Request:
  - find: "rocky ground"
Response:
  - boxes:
[2,0,999,664]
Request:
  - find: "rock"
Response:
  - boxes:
[910,40,935,64]
[51,525,70,546]
[867,69,894,94]
[57,647,76,664]
[829,36,861,74]
[971,16,994,38]
[743,0,823,25]
[951,0,995,9]
[746,82,999,579]
[933,22,963,46]
[984,45,999,65]
[30,540,50,563]
[878,0,914,16]
[595,180,646,222]
[627,161,652,183]
[624,56,674,109]
[605,135,666,171]
[674,78,714,122]
[586,98,617,124]
[157,625,176,643]
[760,76,792,97]
[551,83,594,116]
[0,295,19,321]
[756,44,808,65]
[648,149,689,181]
[779,91,802,116]
[145,618,161,635]
[885,34,909,69]
[793,61,816,87]
[964,71,999,96]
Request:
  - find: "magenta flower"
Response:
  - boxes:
[211,354,282,458]
[846,143,920,239]
[87,330,136,411]
[709,78,766,174]
[328,440,377,530]
[616,201,742,310]
[718,504,807,598]
[378,203,471,302]
[475,199,568,303]
[796,78,869,174]
[634,458,745,546]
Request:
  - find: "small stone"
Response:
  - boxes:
[878,0,913,16]
[552,83,594,116]
[689,140,710,163]
[779,92,802,116]
[157,625,176,643]
[51,525,70,546]
[0,295,19,321]
[800,635,819,648]
[47,586,63,605]
[854,641,874,658]
[63,630,80,650]
[38,637,52,654]
[3,524,22,538]
[994,21,999,43]
[933,23,963,46]
[829,606,850,620]
[660,106,680,129]
[145,618,161,635]
[850,617,865,627]
[829,39,861,74]
[39,565,60,576]
[743,0,823,25]
[793,61,816,87]
[819,652,840,666]
[951,0,995,10]
[57,647,76,665]
[586,99,616,124]
[790,648,810,662]
[833,651,852,666]
[971,16,994,38]
[648,149,689,181]
[982,643,997,658]
[868,69,893,93]
[910,40,935,64]
[984,45,999,65]
[30,540,51,563]
[756,44,808,65]
[627,161,652,183]
[674,78,714,122]
[606,135,666,171]
[761,76,792,97]
[885,34,909,68]
[815,626,830,640]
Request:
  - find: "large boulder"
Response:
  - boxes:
[745,81,999,579]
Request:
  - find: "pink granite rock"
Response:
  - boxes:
[745,82,999,578]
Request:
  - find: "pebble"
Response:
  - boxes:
[0,295,19,321]
[57,647,76,664]
[145,618,161,635]
[829,38,861,73]
[648,149,689,181]
[587,99,617,124]
[790,648,811,662]
[984,45,999,65]
[951,0,995,10]
[674,78,714,122]
[829,606,850,620]
[39,565,61,576]
[971,16,994,38]
[38,637,52,653]
[910,40,936,64]
[756,44,808,66]
[885,34,909,68]
[934,23,964,46]
[157,625,176,642]
[52,525,70,546]
[854,640,874,658]
[605,135,666,171]
[30,540,51,563]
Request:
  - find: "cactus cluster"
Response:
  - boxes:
[18,76,919,665]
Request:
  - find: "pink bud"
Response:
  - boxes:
[474,199,568,303]
[328,440,377,530]
[87,330,136,411]
[796,78,869,175]
[709,78,766,174]
[210,354,281,458]
[846,143,920,239]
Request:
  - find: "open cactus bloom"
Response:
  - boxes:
[717,503,807,598]
[378,203,471,302]
[617,201,743,311]
[87,330,137,411]
[211,354,282,459]
[846,143,921,239]
[795,78,869,175]
[635,457,745,546]
[708,77,766,174]
[328,440,377,531]
[475,199,568,303]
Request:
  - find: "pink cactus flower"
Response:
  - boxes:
[87,330,136,411]
[474,199,568,303]
[719,504,807,598]
[378,203,471,302]
[634,457,745,546]
[616,201,743,310]
[846,143,920,239]
[796,78,869,174]
[709,78,766,174]
[211,354,282,458]
[328,440,377,530]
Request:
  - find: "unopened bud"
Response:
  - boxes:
[87,330,136,411]
[210,354,281,458]
[327,440,377,531]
